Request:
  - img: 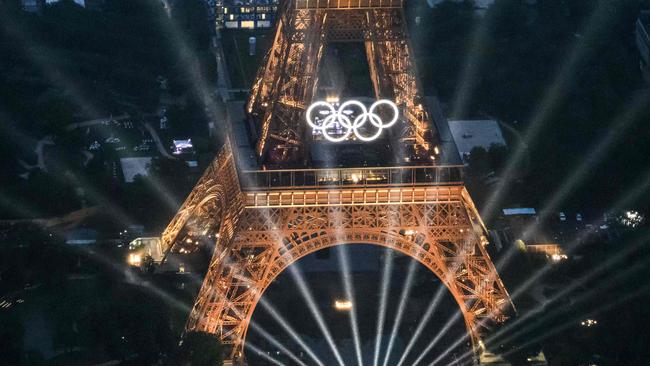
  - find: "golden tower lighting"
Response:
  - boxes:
[160,0,514,363]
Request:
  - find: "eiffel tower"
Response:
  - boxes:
[161,0,513,364]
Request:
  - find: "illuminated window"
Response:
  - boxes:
[223,7,228,14]
[229,14,235,20]
[241,20,255,29]
[260,13,265,20]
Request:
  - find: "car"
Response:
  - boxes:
[133,143,151,152]
[89,141,101,151]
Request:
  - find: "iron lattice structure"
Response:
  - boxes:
[162,144,512,362]
[247,0,435,162]
[160,0,514,363]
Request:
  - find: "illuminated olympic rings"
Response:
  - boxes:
[305,99,399,142]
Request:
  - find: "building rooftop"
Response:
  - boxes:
[448,119,507,162]
[502,208,537,216]
[120,157,152,183]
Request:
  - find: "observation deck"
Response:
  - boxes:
[240,165,463,190]
[239,165,467,208]
[293,0,403,9]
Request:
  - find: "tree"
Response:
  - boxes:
[175,331,223,366]
[142,254,155,274]
[467,146,491,178]
[0,314,25,365]
[408,0,476,98]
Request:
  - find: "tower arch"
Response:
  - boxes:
[172,149,513,361]
[160,0,515,362]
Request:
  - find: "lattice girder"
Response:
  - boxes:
[182,178,511,360]
[160,141,243,255]
[247,2,437,163]
[162,0,516,361]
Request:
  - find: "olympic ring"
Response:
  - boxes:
[306,99,399,142]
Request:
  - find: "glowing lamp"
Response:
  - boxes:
[334,300,353,311]
[128,253,142,266]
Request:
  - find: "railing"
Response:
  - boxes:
[294,0,403,9]
[239,165,464,190]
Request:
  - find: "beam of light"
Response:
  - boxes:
[492,243,521,273]
[492,234,650,344]
[249,321,309,366]
[458,236,650,363]
[246,341,288,366]
[258,298,326,366]
[336,245,364,366]
[490,263,650,362]
[7,215,192,315]
[454,254,650,365]
[605,169,650,215]
[428,332,470,366]
[411,311,464,366]
[152,2,226,138]
[519,93,650,240]
[161,260,312,365]
[410,248,478,365]
[492,167,650,296]
[255,184,346,365]
[381,259,418,366]
[447,238,650,365]
[17,120,140,228]
[488,251,649,349]
[0,114,46,169]
[0,192,42,220]
[501,281,650,359]
[7,112,183,231]
[141,174,183,213]
[140,258,310,366]
[1,120,140,230]
[64,171,139,228]
[480,0,622,223]
[495,168,650,304]
[0,119,86,220]
[373,249,394,366]
[396,284,447,366]
[0,13,100,118]
[450,4,499,119]
[286,262,346,366]
[220,184,344,366]
[71,244,192,313]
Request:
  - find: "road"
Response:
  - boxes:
[143,122,176,160]
[64,114,129,131]
[212,30,234,102]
